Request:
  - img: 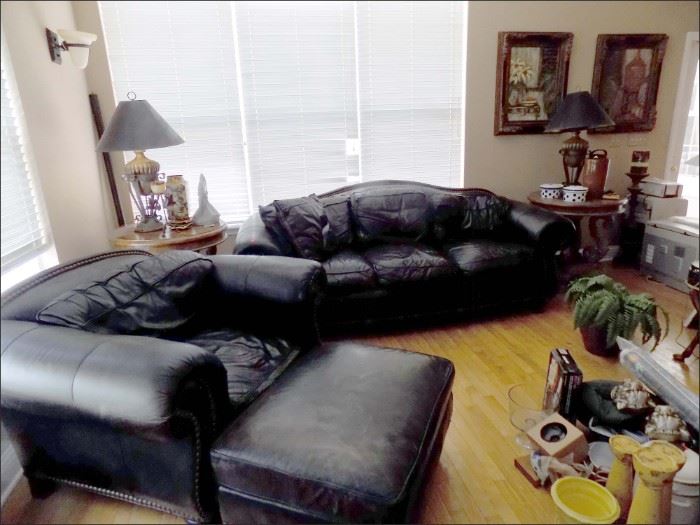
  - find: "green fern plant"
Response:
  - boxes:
[565,274,669,350]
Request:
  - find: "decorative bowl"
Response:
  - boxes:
[563,185,588,203]
[540,183,564,199]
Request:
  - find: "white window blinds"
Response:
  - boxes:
[356,1,464,185]
[1,32,51,273]
[234,1,359,205]
[99,1,465,222]
[99,1,249,223]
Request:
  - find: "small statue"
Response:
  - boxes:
[192,174,220,227]
[644,405,691,443]
[611,380,653,414]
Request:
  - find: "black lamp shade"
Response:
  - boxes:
[96,99,184,152]
[545,91,614,133]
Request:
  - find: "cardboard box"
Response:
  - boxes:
[543,349,582,423]
[526,413,588,463]
[640,178,682,198]
[634,195,688,222]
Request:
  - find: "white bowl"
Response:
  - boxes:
[563,185,588,203]
[588,441,614,472]
[540,183,563,200]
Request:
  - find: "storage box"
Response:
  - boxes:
[526,413,588,463]
[641,216,699,292]
[543,348,583,423]
[640,178,682,197]
[634,195,688,222]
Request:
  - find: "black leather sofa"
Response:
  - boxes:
[1,250,454,523]
[235,180,575,329]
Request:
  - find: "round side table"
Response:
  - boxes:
[527,192,627,263]
[112,223,227,255]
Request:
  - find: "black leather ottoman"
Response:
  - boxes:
[211,342,454,524]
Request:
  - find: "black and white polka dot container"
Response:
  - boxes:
[562,185,589,203]
[539,183,564,199]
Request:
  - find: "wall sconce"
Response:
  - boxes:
[46,28,97,69]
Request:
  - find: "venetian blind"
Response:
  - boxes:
[356,1,464,186]
[1,32,51,273]
[234,1,359,205]
[99,1,250,222]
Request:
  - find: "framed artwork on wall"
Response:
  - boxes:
[590,34,668,134]
[494,31,573,135]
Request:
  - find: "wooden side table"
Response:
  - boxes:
[112,223,228,255]
[527,192,627,264]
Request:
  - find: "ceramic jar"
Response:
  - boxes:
[165,175,191,228]
[540,183,564,199]
[563,185,588,203]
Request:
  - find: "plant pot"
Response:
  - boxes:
[580,326,619,356]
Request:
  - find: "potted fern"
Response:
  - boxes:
[565,274,669,356]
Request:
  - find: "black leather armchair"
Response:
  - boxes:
[1,250,324,523]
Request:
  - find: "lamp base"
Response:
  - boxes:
[559,132,589,186]
[134,215,164,233]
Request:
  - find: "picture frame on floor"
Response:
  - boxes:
[494,31,573,135]
[590,33,668,133]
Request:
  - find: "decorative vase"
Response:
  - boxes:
[580,149,609,200]
[164,175,191,229]
[580,326,619,356]
[606,435,641,520]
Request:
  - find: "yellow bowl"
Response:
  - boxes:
[551,476,621,524]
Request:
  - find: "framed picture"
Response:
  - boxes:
[494,32,573,135]
[590,34,668,134]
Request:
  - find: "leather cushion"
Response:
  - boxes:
[273,195,333,260]
[36,251,213,335]
[351,191,430,243]
[430,192,466,241]
[211,342,455,523]
[180,327,299,407]
[322,249,376,292]
[362,243,456,286]
[321,195,353,247]
[258,204,295,255]
[446,239,535,274]
[461,194,510,233]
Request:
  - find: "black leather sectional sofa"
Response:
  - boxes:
[1,250,454,523]
[235,180,575,329]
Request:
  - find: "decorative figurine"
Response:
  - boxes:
[192,174,220,227]
[610,380,653,413]
[645,405,691,443]
[164,174,191,230]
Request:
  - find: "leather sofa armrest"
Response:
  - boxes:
[207,255,325,347]
[233,213,291,256]
[1,320,230,431]
[505,201,576,253]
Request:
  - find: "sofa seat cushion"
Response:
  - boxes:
[446,239,535,275]
[180,328,299,407]
[322,249,376,293]
[211,342,455,523]
[362,243,457,286]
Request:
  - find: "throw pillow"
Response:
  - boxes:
[321,195,353,247]
[271,195,332,260]
[36,251,213,335]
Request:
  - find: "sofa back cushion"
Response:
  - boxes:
[260,195,333,260]
[461,193,511,235]
[350,190,430,243]
[320,194,353,247]
[36,251,213,335]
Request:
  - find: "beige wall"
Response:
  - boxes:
[464,1,700,199]
[1,0,112,262]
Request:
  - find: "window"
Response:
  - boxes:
[677,63,698,217]
[99,1,466,224]
[1,30,54,289]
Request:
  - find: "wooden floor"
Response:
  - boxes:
[2,265,698,524]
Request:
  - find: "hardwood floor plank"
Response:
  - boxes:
[2,265,697,524]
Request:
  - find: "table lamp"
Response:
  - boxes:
[545,91,614,186]
[96,93,184,232]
